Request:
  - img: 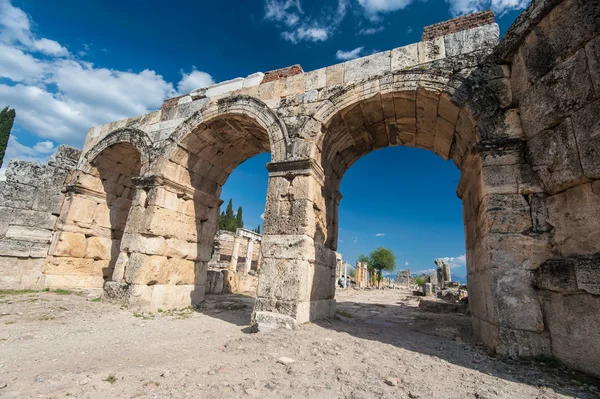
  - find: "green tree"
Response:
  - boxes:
[0,106,16,168]
[348,267,356,278]
[369,247,396,288]
[218,211,227,230]
[218,199,238,232]
[256,224,261,234]
[414,276,425,287]
[236,206,243,228]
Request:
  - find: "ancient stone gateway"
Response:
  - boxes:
[0,0,599,377]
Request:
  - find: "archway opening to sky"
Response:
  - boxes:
[336,145,466,286]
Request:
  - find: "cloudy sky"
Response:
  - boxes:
[1,0,530,277]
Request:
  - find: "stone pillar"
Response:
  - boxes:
[230,235,241,271]
[253,159,336,327]
[443,262,451,283]
[245,238,254,274]
[424,283,432,296]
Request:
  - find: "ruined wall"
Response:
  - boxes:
[209,230,262,270]
[0,146,80,289]
[497,0,600,377]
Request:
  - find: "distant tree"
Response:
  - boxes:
[218,199,239,232]
[256,224,261,234]
[236,206,243,228]
[348,268,356,278]
[218,211,227,230]
[0,106,16,168]
[369,247,396,288]
[414,276,425,287]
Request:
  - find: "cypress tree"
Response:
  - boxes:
[218,211,227,230]
[256,224,261,234]
[224,199,236,232]
[236,206,243,228]
[0,106,16,168]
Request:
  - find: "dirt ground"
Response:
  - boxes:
[0,288,598,399]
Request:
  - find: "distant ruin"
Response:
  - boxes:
[0,0,598,377]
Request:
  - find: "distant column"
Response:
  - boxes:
[229,235,241,271]
[245,239,254,274]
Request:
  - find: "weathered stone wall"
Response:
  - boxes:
[209,229,262,270]
[496,0,600,377]
[0,146,80,289]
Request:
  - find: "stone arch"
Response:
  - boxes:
[84,128,152,171]
[43,140,144,290]
[161,95,289,165]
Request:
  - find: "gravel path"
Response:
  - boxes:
[0,288,598,398]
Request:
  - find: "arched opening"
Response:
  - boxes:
[43,142,143,289]
[114,102,281,311]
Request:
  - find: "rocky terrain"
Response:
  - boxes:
[0,288,598,398]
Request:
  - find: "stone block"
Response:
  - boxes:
[124,234,167,256]
[5,226,51,243]
[166,258,195,285]
[418,37,446,64]
[538,291,600,377]
[62,195,98,225]
[5,161,67,188]
[444,24,499,56]
[43,274,105,289]
[124,253,168,285]
[572,100,600,179]
[253,311,298,333]
[0,182,35,209]
[306,68,327,91]
[205,77,244,98]
[32,190,64,214]
[54,232,87,258]
[344,51,391,83]
[0,257,45,290]
[256,257,311,302]
[43,256,108,277]
[546,182,600,257]
[486,233,550,271]
[527,118,586,194]
[0,239,49,258]
[391,44,418,71]
[326,64,344,86]
[165,238,190,259]
[520,49,594,137]
[48,145,80,169]
[586,34,600,96]
[85,236,114,260]
[479,194,532,234]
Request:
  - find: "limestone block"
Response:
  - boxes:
[243,72,265,88]
[527,118,586,194]
[391,44,418,71]
[586,35,600,96]
[205,77,244,98]
[165,238,190,259]
[344,51,391,83]
[572,100,600,179]
[538,291,600,377]
[306,68,326,91]
[282,74,306,97]
[43,256,108,277]
[520,49,594,137]
[93,202,112,229]
[256,258,311,302]
[186,243,212,262]
[546,182,600,257]
[261,234,316,262]
[0,257,45,290]
[0,182,35,209]
[0,239,48,258]
[125,234,167,256]
[479,194,532,234]
[444,24,499,57]
[48,145,80,169]
[62,195,97,225]
[32,190,64,214]
[326,64,344,86]
[486,233,550,271]
[5,225,52,243]
[253,311,298,333]
[124,253,168,285]
[418,37,445,64]
[43,275,105,289]
[5,161,67,188]
[54,232,87,258]
[85,236,114,260]
[166,258,196,285]
[138,206,197,242]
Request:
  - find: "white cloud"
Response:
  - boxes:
[358,26,384,35]
[265,0,349,43]
[177,68,214,94]
[445,0,530,17]
[358,0,414,19]
[0,0,213,151]
[353,237,358,244]
[375,232,385,237]
[32,38,68,57]
[260,213,265,220]
[336,46,364,60]
[438,254,467,269]
[405,261,409,266]
[0,43,46,82]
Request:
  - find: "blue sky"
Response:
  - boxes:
[0,0,530,277]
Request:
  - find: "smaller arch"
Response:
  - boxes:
[164,95,289,163]
[84,128,153,170]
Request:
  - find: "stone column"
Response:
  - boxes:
[245,238,254,274]
[230,235,241,271]
[253,159,336,328]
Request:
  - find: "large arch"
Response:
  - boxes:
[43,135,146,290]
[254,67,551,358]
[102,99,287,311]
